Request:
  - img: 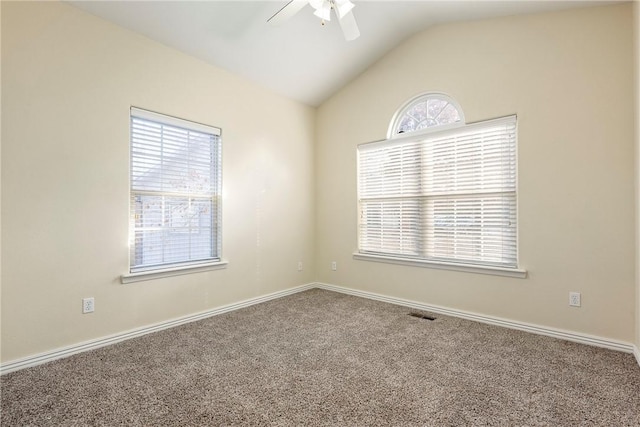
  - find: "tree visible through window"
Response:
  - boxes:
[359,94,517,270]
[129,108,222,273]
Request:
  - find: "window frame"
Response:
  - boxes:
[121,107,227,284]
[357,113,526,278]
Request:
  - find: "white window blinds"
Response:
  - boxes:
[130,107,222,273]
[358,115,517,268]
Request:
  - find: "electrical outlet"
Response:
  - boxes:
[297,261,303,271]
[331,261,337,271]
[569,292,581,307]
[82,297,95,314]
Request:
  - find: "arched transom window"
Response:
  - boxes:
[390,93,464,137]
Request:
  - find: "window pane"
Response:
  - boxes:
[359,142,422,198]
[130,109,221,272]
[393,94,463,136]
[360,115,517,270]
[425,195,517,266]
[359,199,422,257]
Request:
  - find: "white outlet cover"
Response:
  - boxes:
[82,297,95,313]
[569,292,581,307]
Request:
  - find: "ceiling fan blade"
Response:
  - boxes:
[268,0,308,25]
[338,10,360,41]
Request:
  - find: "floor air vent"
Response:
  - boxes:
[408,313,436,321]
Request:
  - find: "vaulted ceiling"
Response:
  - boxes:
[68,1,617,106]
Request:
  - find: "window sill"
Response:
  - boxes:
[352,253,527,279]
[121,260,229,284]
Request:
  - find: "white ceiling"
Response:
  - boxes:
[68,1,617,107]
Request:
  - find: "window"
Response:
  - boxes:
[129,108,222,274]
[358,95,519,275]
[389,93,464,137]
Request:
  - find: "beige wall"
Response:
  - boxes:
[316,4,635,342]
[1,1,316,363]
[1,1,637,365]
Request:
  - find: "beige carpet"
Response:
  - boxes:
[1,289,639,426]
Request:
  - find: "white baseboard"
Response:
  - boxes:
[0,283,315,375]
[3,281,637,374]
[315,282,636,355]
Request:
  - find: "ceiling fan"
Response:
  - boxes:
[268,0,360,41]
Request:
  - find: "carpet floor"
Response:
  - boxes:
[1,288,639,426]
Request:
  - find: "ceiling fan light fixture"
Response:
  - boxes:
[312,1,332,22]
[269,0,360,41]
[334,0,354,19]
